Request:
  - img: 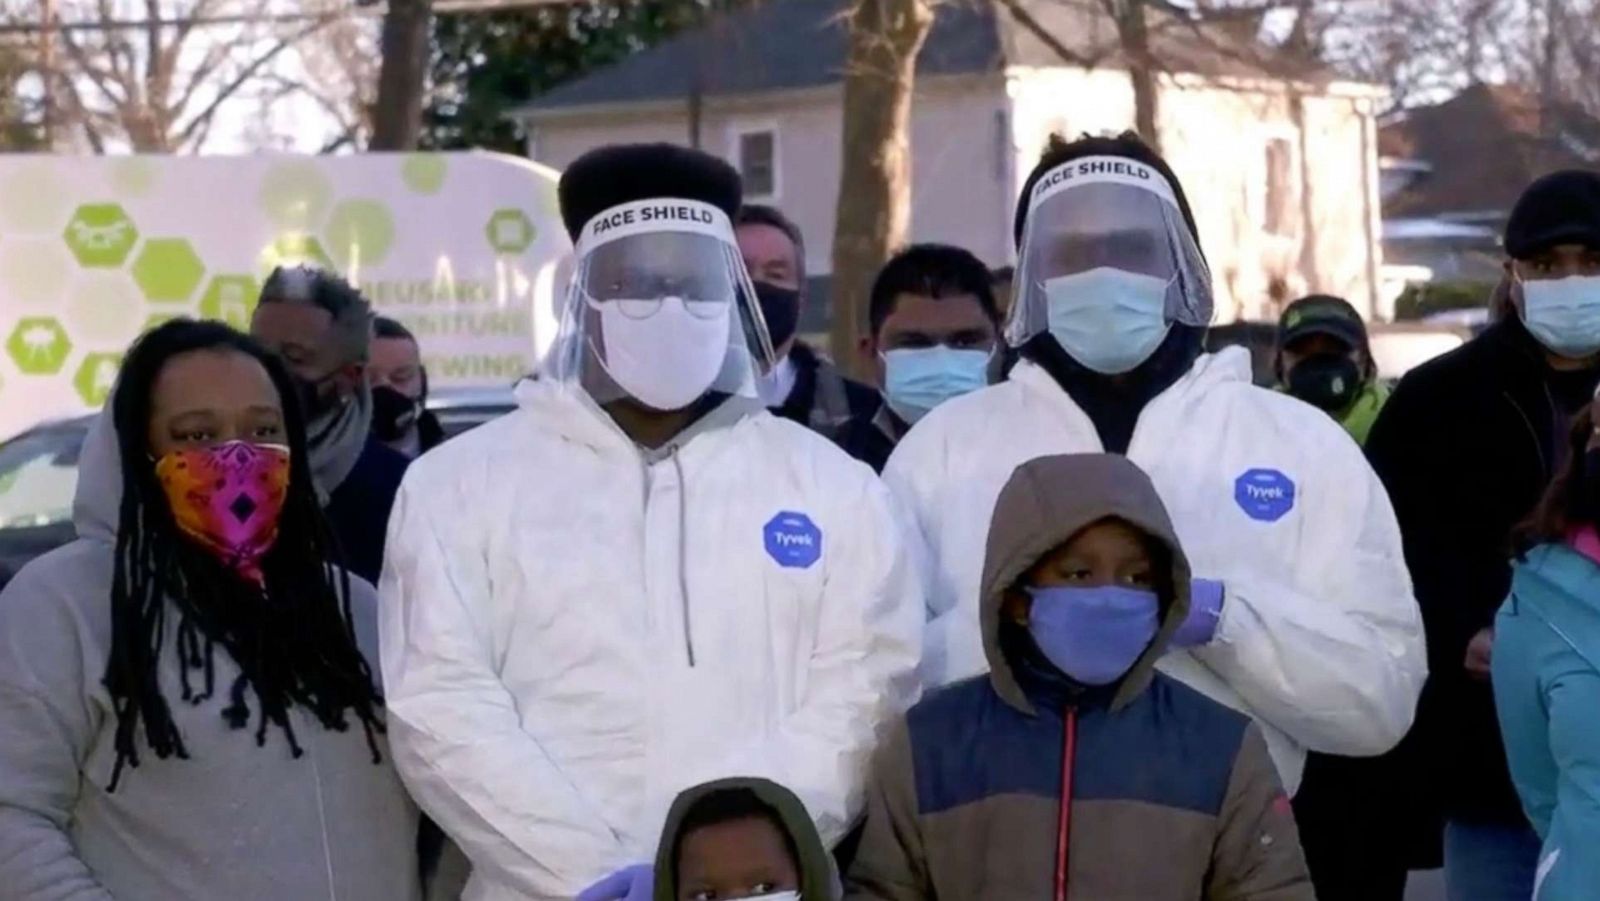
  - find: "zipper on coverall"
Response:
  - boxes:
[670,450,695,666]
[642,447,697,667]
[1054,705,1078,901]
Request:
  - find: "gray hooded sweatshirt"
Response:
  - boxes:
[0,411,421,901]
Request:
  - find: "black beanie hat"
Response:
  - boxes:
[558,143,744,242]
[1014,132,1204,257]
[1504,169,1600,259]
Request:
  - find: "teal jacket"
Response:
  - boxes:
[1494,543,1600,900]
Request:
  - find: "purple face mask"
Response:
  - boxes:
[1026,585,1160,685]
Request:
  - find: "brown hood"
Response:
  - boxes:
[981,453,1192,714]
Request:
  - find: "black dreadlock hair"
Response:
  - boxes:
[557,143,743,241]
[1014,131,1204,257]
[104,318,385,791]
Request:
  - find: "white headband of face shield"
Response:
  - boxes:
[1025,155,1182,216]
[575,197,738,257]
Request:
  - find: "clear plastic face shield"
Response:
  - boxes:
[543,198,775,411]
[1009,156,1214,373]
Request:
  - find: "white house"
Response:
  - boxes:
[512,0,1388,326]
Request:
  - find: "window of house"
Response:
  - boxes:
[737,129,778,200]
[1264,138,1295,237]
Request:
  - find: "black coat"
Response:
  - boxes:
[833,408,902,473]
[324,437,410,585]
[1366,319,1600,824]
[773,342,880,434]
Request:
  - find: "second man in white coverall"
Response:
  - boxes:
[884,131,1427,795]
[378,144,922,900]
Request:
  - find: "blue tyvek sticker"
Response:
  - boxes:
[1234,469,1296,523]
[764,511,822,569]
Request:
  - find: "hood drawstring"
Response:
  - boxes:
[1054,704,1078,901]
[671,450,695,667]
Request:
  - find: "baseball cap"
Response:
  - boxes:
[1277,295,1367,352]
[1504,170,1600,260]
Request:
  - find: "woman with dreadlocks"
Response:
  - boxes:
[0,319,420,900]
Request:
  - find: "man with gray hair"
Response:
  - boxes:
[250,265,409,583]
[735,204,878,434]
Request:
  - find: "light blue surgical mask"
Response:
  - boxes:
[1521,275,1600,360]
[1043,267,1172,374]
[881,347,991,424]
[1026,585,1160,685]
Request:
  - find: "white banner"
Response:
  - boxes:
[0,151,570,439]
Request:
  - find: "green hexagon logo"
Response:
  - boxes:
[63,203,139,267]
[132,238,206,304]
[0,239,73,307]
[324,199,396,269]
[74,352,123,407]
[259,161,334,231]
[0,163,72,234]
[199,275,261,329]
[260,234,336,273]
[486,208,537,255]
[66,271,144,345]
[111,158,160,198]
[6,317,72,375]
[402,155,448,195]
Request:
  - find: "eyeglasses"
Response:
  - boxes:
[584,294,730,321]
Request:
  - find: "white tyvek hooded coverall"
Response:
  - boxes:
[884,348,1427,793]
[379,380,922,900]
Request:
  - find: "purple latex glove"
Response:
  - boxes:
[576,864,653,901]
[1171,579,1225,648]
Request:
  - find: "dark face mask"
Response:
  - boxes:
[1286,354,1363,413]
[294,370,342,423]
[753,281,801,350]
[371,385,422,443]
[1580,448,1600,526]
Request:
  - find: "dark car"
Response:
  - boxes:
[0,386,518,590]
[0,417,90,588]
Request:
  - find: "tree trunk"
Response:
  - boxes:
[370,0,433,151]
[830,0,934,376]
[1113,0,1161,153]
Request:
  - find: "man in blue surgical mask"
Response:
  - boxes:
[834,244,1001,471]
[883,132,1425,810]
[1363,170,1600,900]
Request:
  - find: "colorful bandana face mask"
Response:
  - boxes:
[155,441,291,585]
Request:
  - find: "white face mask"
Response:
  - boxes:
[724,893,800,901]
[1521,274,1600,360]
[592,296,732,410]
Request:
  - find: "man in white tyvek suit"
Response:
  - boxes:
[884,131,1426,795]
[379,144,921,900]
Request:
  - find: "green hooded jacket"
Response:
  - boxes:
[1275,379,1390,445]
[654,777,840,901]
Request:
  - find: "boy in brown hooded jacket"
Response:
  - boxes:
[846,453,1314,900]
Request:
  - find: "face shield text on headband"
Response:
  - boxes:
[1007,156,1213,365]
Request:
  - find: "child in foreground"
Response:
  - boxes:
[582,776,838,901]
[847,453,1315,900]
[661,777,839,901]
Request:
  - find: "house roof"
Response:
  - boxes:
[1380,83,1600,221]
[517,0,1330,115]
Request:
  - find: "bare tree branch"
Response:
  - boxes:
[995,0,1099,67]
[171,14,338,148]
